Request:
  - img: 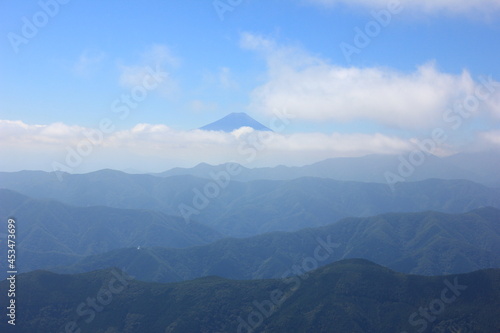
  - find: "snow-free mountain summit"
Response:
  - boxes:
[199,112,272,132]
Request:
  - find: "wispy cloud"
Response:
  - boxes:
[141,44,180,68]
[201,67,240,91]
[304,0,500,15]
[241,33,500,130]
[478,130,500,148]
[72,50,106,77]
[189,100,218,113]
[218,67,239,89]
[118,44,180,98]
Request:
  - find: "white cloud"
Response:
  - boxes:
[0,120,85,145]
[242,33,500,129]
[304,0,500,15]
[218,67,239,89]
[231,126,255,139]
[479,130,500,147]
[73,50,106,77]
[201,67,240,91]
[484,87,500,119]
[141,44,180,68]
[0,119,414,172]
[189,100,218,113]
[118,44,180,98]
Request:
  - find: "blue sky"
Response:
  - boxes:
[1,0,500,172]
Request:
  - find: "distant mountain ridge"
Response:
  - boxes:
[1,172,500,237]
[199,112,272,132]
[155,151,500,186]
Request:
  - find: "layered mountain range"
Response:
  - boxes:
[1,152,500,332]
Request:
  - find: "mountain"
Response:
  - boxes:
[155,162,248,179]
[199,112,272,132]
[1,260,499,333]
[196,177,500,236]
[52,208,500,282]
[0,189,222,277]
[155,151,500,187]
[1,171,500,237]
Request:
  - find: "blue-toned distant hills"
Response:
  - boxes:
[199,112,272,132]
[1,176,500,279]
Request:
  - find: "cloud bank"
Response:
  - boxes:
[242,33,500,130]
[0,119,414,173]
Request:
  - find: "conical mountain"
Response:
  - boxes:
[199,112,272,132]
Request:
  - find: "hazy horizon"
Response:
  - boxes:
[2,1,500,173]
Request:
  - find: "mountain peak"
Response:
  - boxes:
[199,112,272,132]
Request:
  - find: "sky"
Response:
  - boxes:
[1,0,500,173]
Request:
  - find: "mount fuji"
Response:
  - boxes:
[199,112,272,132]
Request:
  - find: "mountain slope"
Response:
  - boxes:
[202,177,500,236]
[1,260,499,333]
[199,112,272,132]
[53,208,500,282]
[0,189,222,276]
[1,171,500,237]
